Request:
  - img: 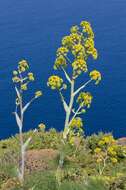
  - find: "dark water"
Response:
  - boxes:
[0,0,126,139]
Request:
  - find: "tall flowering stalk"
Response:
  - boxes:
[47,21,102,172]
[12,60,42,183]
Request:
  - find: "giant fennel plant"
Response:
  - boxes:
[12,60,42,183]
[47,21,101,170]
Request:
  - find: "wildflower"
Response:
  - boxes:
[62,36,73,49]
[85,38,94,48]
[47,75,63,90]
[18,60,29,73]
[70,25,79,33]
[35,91,42,98]
[110,157,118,164]
[96,158,102,163]
[72,59,87,76]
[94,147,101,154]
[77,92,93,108]
[92,48,98,59]
[70,117,83,129]
[12,76,20,83]
[70,33,81,43]
[28,72,35,81]
[57,47,68,56]
[80,21,94,38]
[21,83,27,91]
[72,44,85,56]
[54,55,67,70]
[108,147,117,156]
[38,123,46,131]
[18,60,29,68]
[90,70,101,84]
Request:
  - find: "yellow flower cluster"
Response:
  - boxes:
[35,91,42,98]
[18,60,29,73]
[94,135,120,165]
[47,75,63,90]
[54,20,98,75]
[70,117,83,129]
[21,83,27,91]
[110,157,118,163]
[72,44,85,56]
[12,76,20,83]
[28,72,35,81]
[98,135,115,146]
[54,55,67,70]
[70,33,81,43]
[72,59,87,76]
[90,70,101,84]
[62,36,73,49]
[94,147,101,154]
[77,92,93,108]
[107,146,117,156]
[38,123,46,131]
[12,60,40,94]
[57,47,68,56]
[80,21,94,38]
[85,38,98,59]
[70,25,79,33]
[62,33,81,49]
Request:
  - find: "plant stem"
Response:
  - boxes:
[19,94,25,183]
[63,79,75,140]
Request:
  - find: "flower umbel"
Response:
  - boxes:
[47,75,63,90]
[77,92,93,108]
[35,91,42,98]
[90,70,101,84]
[70,117,83,129]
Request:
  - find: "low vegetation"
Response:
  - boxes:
[0,129,126,189]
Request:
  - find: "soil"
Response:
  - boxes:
[25,149,58,172]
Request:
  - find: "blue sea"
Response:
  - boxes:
[0,0,126,139]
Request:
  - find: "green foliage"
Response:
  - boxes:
[84,176,108,190]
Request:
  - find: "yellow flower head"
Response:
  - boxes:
[96,158,102,163]
[85,38,94,48]
[35,91,42,98]
[72,59,87,76]
[84,38,98,59]
[47,75,63,90]
[80,21,94,38]
[72,44,85,56]
[38,123,46,131]
[110,157,118,164]
[57,47,68,56]
[21,83,27,91]
[70,33,81,43]
[54,55,67,70]
[62,36,73,49]
[18,60,29,73]
[28,72,35,81]
[94,147,101,154]
[70,25,79,33]
[90,70,101,84]
[70,117,83,129]
[77,92,93,108]
[12,76,20,83]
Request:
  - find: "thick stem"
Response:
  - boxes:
[63,80,75,140]
[19,95,25,183]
